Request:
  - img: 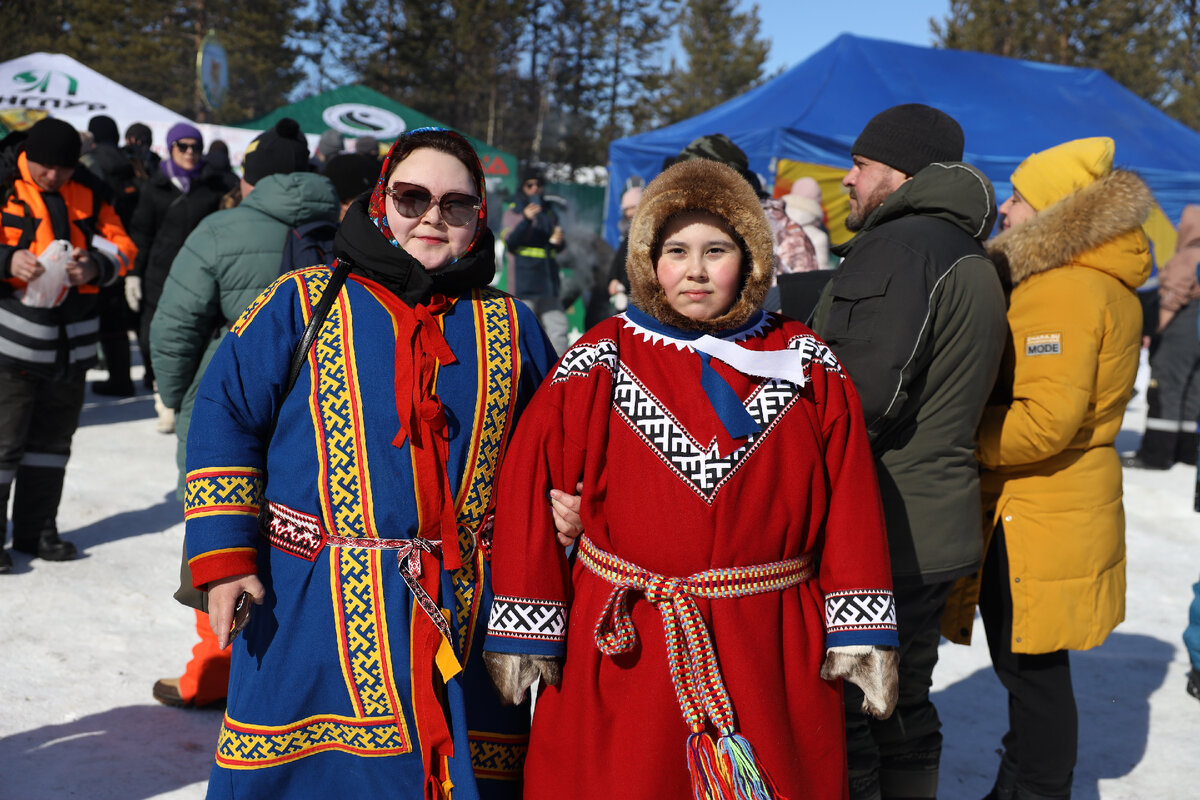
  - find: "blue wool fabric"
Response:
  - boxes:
[185,267,556,799]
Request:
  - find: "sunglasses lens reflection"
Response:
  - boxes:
[390,184,478,227]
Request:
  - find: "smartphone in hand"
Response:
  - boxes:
[229,591,252,641]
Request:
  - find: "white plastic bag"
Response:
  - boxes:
[23,239,72,308]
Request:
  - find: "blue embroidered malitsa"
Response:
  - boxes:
[186,265,556,798]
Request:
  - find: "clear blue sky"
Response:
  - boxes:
[741,0,952,74]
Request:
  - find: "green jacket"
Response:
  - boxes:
[149,171,339,497]
[812,162,1008,584]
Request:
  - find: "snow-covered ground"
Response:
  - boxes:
[1,358,1197,800]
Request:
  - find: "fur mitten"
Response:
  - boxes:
[820,645,899,719]
[483,651,563,706]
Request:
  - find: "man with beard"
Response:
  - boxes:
[810,103,1008,800]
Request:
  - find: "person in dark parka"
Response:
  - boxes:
[127,122,235,406]
[810,103,1008,800]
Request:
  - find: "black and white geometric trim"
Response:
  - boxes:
[791,335,845,379]
[487,595,568,642]
[613,365,800,503]
[552,338,618,384]
[825,590,897,634]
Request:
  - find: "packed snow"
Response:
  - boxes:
[1,356,1196,799]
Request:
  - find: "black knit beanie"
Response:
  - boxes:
[88,115,120,146]
[851,103,964,177]
[242,118,310,185]
[323,153,378,203]
[24,118,82,167]
[519,165,545,185]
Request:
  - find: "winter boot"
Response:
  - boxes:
[1188,669,1200,702]
[11,463,76,561]
[982,756,1017,800]
[1176,430,1199,467]
[879,748,939,799]
[154,609,231,709]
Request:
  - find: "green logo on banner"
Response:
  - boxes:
[13,70,79,96]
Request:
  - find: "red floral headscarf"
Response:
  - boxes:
[366,127,488,264]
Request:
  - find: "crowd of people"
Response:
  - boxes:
[0,100,1196,800]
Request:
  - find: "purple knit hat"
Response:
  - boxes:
[167,122,203,151]
[162,122,206,192]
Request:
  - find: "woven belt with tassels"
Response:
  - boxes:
[577,535,813,800]
[260,500,450,642]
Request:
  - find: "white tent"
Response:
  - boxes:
[0,52,314,166]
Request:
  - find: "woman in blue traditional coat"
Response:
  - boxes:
[183,128,557,799]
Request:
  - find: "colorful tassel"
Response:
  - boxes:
[686,729,729,800]
[717,732,785,800]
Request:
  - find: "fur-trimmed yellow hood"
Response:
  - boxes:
[988,169,1152,290]
[626,159,775,333]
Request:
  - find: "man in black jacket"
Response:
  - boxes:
[811,104,1008,800]
[503,168,567,352]
[82,115,139,396]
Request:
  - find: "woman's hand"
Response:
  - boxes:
[550,482,584,547]
[207,573,266,649]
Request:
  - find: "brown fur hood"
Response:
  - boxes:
[626,159,775,333]
[987,169,1152,290]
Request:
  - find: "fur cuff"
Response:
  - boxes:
[821,645,899,719]
[483,651,563,706]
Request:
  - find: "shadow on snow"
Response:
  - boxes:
[0,704,220,799]
[936,631,1174,799]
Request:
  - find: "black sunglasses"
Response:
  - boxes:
[385,182,480,227]
[174,141,201,153]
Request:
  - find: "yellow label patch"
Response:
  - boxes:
[1025,332,1062,356]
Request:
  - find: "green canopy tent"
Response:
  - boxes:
[238,85,518,197]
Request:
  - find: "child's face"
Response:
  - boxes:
[654,211,743,322]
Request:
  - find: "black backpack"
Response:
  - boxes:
[281,219,339,275]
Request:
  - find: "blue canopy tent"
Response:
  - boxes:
[606,34,1200,264]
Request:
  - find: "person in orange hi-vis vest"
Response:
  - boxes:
[0,117,136,572]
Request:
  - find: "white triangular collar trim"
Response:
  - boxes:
[618,312,807,387]
[619,311,771,350]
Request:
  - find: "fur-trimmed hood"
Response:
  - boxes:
[626,159,774,333]
[988,169,1152,290]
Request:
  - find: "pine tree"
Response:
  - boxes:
[659,0,769,126]
[592,0,681,143]
[0,1,302,124]
[931,0,1199,132]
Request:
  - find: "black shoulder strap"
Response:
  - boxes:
[283,258,352,396]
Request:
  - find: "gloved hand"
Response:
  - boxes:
[124,275,142,312]
[483,651,563,705]
[821,645,899,719]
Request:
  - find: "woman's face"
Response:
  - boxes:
[654,210,743,321]
[999,190,1037,231]
[171,138,201,171]
[385,147,479,271]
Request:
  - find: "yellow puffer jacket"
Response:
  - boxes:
[942,168,1152,654]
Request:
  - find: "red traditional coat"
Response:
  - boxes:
[485,309,897,800]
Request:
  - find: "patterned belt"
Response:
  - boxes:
[577,535,813,799]
[260,500,451,642]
